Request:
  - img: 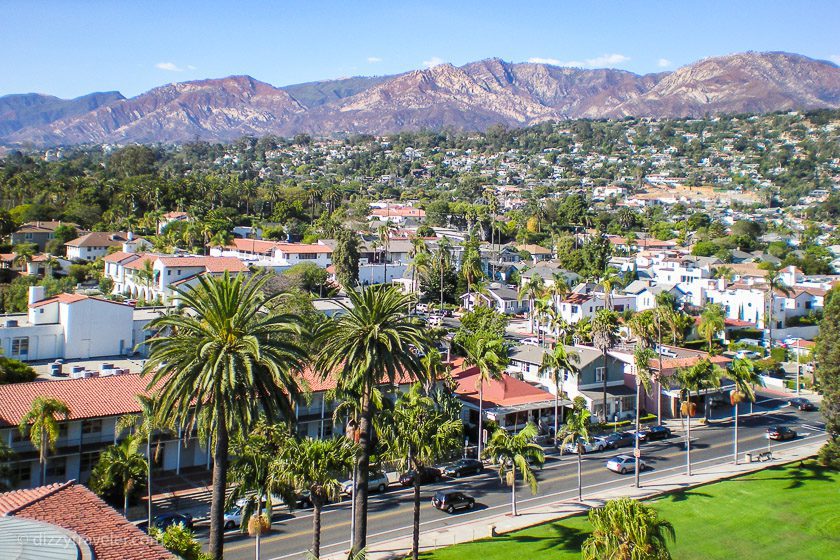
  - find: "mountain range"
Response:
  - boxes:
[1,51,838,146]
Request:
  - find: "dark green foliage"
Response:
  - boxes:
[0,356,36,385]
[815,287,840,445]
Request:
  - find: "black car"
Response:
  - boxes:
[442,459,483,478]
[637,425,671,442]
[788,398,816,411]
[767,426,797,441]
[597,431,635,449]
[399,466,442,486]
[432,490,475,513]
[153,513,194,531]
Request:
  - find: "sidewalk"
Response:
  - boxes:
[325,437,825,560]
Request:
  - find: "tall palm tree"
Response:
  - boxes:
[116,394,172,528]
[549,273,571,308]
[483,423,544,517]
[698,304,725,354]
[142,272,308,559]
[90,435,148,516]
[461,237,484,296]
[599,268,621,311]
[377,383,462,560]
[19,396,70,485]
[582,497,675,560]
[560,397,591,501]
[0,440,16,491]
[592,309,619,422]
[533,296,553,345]
[407,236,429,306]
[461,332,508,460]
[484,187,500,277]
[273,436,357,560]
[519,275,545,335]
[314,286,429,555]
[726,358,762,465]
[762,264,791,355]
[574,317,593,345]
[652,293,676,423]
[675,359,723,476]
[539,345,579,444]
[632,346,656,488]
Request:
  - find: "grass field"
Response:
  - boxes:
[423,461,840,560]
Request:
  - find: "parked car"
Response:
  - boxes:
[223,506,243,529]
[766,426,797,441]
[564,437,605,454]
[432,490,475,513]
[442,458,483,478]
[341,472,389,495]
[152,513,193,531]
[399,466,442,486]
[596,432,635,449]
[734,349,761,360]
[416,303,429,313]
[788,398,816,411]
[635,425,671,442]
[606,455,647,474]
[520,337,539,346]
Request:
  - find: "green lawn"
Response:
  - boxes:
[423,461,840,560]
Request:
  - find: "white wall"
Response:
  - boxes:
[62,299,133,359]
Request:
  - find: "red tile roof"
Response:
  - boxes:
[451,364,554,409]
[157,256,248,273]
[370,206,425,218]
[29,292,88,308]
[0,481,174,560]
[228,238,279,254]
[273,243,333,255]
[103,251,137,263]
[0,374,151,427]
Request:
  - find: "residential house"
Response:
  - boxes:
[11,221,81,252]
[65,231,150,262]
[460,283,526,315]
[623,280,687,311]
[210,238,333,272]
[157,211,190,234]
[557,284,637,324]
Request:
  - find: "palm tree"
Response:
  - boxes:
[90,435,148,516]
[726,358,762,465]
[592,309,619,422]
[539,345,579,444]
[533,297,553,345]
[407,236,429,305]
[560,397,591,500]
[19,396,70,485]
[461,237,484,296]
[698,304,725,354]
[273,436,357,560]
[762,264,791,355]
[599,268,621,311]
[314,285,429,555]
[652,293,677,423]
[582,497,675,560]
[574,317,593,345]
[519,275,545,335]
[209,230,234,252]
[0,440,16,491]
[377,383,462,560]
[549,273,571,307]
[483,423,544,516]
[142,272,308,559]
[675,359,723,476]
[632,346,656,488]
[116,394,172,528]
[461,332,508,460]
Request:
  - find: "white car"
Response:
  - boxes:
[734,349,761,360]
[564,438,605,454]
[341,472,389,495]
[521,337,539,346]
[223,507,244,530]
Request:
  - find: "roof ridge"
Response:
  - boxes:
[3,480,76,516]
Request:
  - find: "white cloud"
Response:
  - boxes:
[155,62,186,72]
[528,57,563,65]
[657,58,672,68]
[829,54,840,65]
[530,53,630,68]
[367,56,382,64]
[422,56,445,68]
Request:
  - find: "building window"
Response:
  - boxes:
[11,337,29,358]
[45,457,66,478]
[595,367,605,383]
[10,462,30,484]
[58,424,68,439]
[299,253,318,260]
[79,452,99,473]
[81,419,102,434]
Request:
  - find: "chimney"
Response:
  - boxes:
[29,286,46,306]
[127,231,134,241]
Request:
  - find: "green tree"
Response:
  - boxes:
[582,497,676,560]
[632,346,656,487]
[272,436,357,560]
[560,397,591,500]
[760,263,792,354]
[0,355,37,384]
[150,524,211,560]
[461,332,508,459]
[142,272,308,559]
[675,359,723,476]
[18,396,70,486]
[698,303,725,353]
[334,228,360,288]
[314,285,429,555]
[726,358,762,465]
[592,309,619,421]
[814,286,840,468]
[377,383,462,559]
[461,235,484,295]
[0,440,17,491]
[519,275,545,335]
[483,423,544,517]
[538,345,579,444]
[90,434,148,515]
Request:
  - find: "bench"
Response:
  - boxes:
[745,451,773,463]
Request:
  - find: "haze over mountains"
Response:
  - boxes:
[1,51,838,146]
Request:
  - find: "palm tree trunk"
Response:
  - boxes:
[576,448,582,500]
[352,392,373,555]
[553,382,559,447]
[477,382,484,460]
[686,399,692,477]
[124,485,129,517]
[510,465,517,516]
[733,404,739,465]
[602,350,608,423]
[312,499,322,560]
[634,379,642,488]
[255,496,262,560]
[657,323,663,424]
[41,431,47,486]
[412,478,421,560]
[209,402,230,560]
[147,438,153,528]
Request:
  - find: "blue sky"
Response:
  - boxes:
[3,0,839,98]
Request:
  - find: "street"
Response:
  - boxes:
[203,393,826,560]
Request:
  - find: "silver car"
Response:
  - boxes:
[341,472,389,495]
[606,454,646,474]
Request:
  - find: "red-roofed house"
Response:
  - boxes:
[210,238,333,271]
[368,204,425,225]
[0,481,174,559]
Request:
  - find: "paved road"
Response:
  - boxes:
[207,393,825,560]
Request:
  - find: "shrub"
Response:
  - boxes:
[150,525,211,560]
[817,440,840,470]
